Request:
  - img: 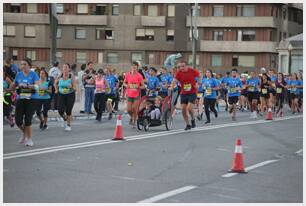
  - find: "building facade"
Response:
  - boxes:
[3,3,303,73]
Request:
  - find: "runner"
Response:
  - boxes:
[146,67,160,98]
[195,73,204,121]
[221,71,230,111]
[3,69,15,127]
[288,73,302,114]
[275,72,287,117]
[259,73,272,116]
[239,74,248,112]
[10,58,39,146]
[297,72,303,112]
[94,69,109,122]
[246,71,260,118]
[171,61,201,130]
[202,69,219,124]
[55,63,77,131]
[123,62,145,128]
[33,68,52,130]
[268,69,277,112]
[224,68,242,121]
[105,66,119,120]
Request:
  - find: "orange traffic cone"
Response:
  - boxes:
[112,115,124,141]
[228,138,247,173]
[266,108,273,120]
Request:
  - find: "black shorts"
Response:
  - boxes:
[15,98,36,127]
[180,93,197,105]
[291,93,299,99]
[228,96,239,105]
[270,89,276,96]
[247,92,259,102]
[127,96,140,103]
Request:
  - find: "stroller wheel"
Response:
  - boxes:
[143,119,150,131]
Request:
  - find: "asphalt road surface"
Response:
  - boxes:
[3,109,303,203]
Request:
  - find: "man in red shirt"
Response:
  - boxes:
[171,61,201,130]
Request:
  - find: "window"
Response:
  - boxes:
[188,55,200,66]
[75,28,86,39]
[107,53,119,64]
[56,51,62,63]
[232,55,238,66]
[211,55,222,66]
[57,28,62,39]
[167,29,175,41]
[134,5,141,16]
[136,29,154,41]
[24,26,36,38]
[131,53,143,63]
[148,53,155,65]
[26,50,36,61]
[10,3,21,13]
[213,31,223,41]
[167,5,175,17]
[96,28,114,40]
[269,30,274,41]
[76,52,87,63]
[3,25,16,37]
[237,5,255,17]
[96,4,107,15]
[213,5,224,16]
[96,28,104,40]
[148,5,158,16]
[112,4,119,15]
[12,50,18,61]
[56,4,64,14]
[242,30,255,41]
[238,56,255,67]
[77,4,88,14]
[105,29,114,40]
[98,52,103,64]
[282,8,287,19]
[27,4,37,13]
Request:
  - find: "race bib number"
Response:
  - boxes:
[276,88,282,94]
[62,88,70,94]
[107,98,113,102]
[206,88,212,96]
[197,93,203,98]
[96,87,104,93]
[20,93,31,99]
[183,84,192,92]
[272,83,276,88]
[129,83,138,90]
[230,87,236,93]
[38,90,45,96]
[261,88,268,94]
[248,86,255,92]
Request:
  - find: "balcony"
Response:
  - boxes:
[57,15,107,26]
[200,41,278,53]
[4,12,49,24]
[186,16,277,28]
[141,16,166,27]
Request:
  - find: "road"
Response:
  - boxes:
[3,109,303,203]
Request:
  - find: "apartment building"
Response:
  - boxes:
[3,3,303,73]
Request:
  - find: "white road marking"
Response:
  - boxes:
[138,185,198,203]
[4,115,302,160]
[295,149,303,155]
[212,193,243,200]
[222,159,280,178]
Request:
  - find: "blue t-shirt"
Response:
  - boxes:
[203,78,218,99]
[105,75,118,94]
[147,76,160,90]
[159,74,172,93]
[196,77,203,93]
[14,71,39,99]
[289,80,301,94]
[246,77,260,92]
[32,80,51,99]
[298,80,303,94]
[58,78,74,95]
[225,77,242,97]
[11,64,21,74]
[221,76,230,85]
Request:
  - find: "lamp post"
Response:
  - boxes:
[288,44,292,74]
[191,3,199,69]
[49,3,58,66]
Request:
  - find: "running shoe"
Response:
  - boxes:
[43,124,48,130]
[204,120,211,124]
[184,124,191,130]
[214,111,218,118]
[108,113,113,120]
[65,125,72,131]
[24,138,34,147]
[80,110,85,114]
[39,121,44,130]
[18,136,26,144]
[191,119,196,128]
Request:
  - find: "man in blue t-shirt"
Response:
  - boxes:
[221,71,230,111]
[146,67,160,98]
[105,67,119,120]
[225,68,243,121]
[246,71,260,118]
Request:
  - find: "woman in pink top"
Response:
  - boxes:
[124,62,145,127]
[94,69,109,122]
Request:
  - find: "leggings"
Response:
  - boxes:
[204,97,217,122]
[276,94,285,113]
[58,92,75,120]
[15,99,36,126]
[35,99,51,118]
[94,93,106,118]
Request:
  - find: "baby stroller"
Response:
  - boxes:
[136,89,178,131]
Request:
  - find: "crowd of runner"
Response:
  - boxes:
[3,58,303,146]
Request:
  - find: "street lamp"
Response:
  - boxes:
[288,43,292,74]
[190,3,199,69]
